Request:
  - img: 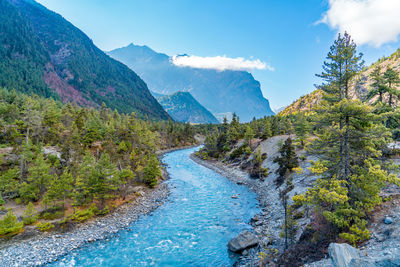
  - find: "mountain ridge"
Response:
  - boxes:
[0,0,169,120]
[108,43,275,122]
[155,91,219,124]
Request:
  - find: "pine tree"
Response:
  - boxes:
[143,155,161,188]
[383,67,400,107]
[296,33,399,244]
[367,66,386,104]
[274,138,299,186]
[89,153,118,207]
[261,118,272,139]
[294,115,310,147]
[22,202,38,225]
[44,171,74,208]
[0,209,23,237]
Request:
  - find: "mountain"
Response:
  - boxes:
[155,92,219,124]
[280,48,400,116]
[0,0,169,120]
[108,44,274,122]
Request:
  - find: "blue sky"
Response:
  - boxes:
[36,0,400,110]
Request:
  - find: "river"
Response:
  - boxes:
[51,147,260,266]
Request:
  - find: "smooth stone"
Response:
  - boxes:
[384,217,393,224]
[228,231,259,253]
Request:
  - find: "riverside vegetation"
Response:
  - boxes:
[199,33,400,265]
[0,88,198,238]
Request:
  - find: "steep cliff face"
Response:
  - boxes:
[155,92,219,124]
[0,0,169,120]
[280,49,400,116]
[108,44,274,122]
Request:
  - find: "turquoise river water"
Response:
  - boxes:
[51,147,260,266]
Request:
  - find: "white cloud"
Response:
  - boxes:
[171,55,274,71]
[320,0,400,47]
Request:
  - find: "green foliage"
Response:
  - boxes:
[36,222,55,232]
[0,0,169,120]
[0,87,197,234]
[296,33,399,245]
[249,149,268,179]
[274,138,299,186]
[22,202,38,225]
[143,155,161,188]
[0,209,23,237]
[230,144,251,160]
[70,205,98,223]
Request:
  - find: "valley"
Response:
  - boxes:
[0,0,400,266]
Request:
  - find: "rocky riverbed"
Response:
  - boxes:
[192,139,400,267]
[0,183,170,266]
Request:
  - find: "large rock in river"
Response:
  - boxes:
[228,231,258,253]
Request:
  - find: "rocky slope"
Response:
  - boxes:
[0,0,169,120]
[155,91,219,124]
[108,43,275,122]
[194,136,400,266]
[280,49,400,116]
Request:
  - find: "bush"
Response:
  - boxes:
[70,205,98,223]
[36,222,55,232]
[22,202,38,225]
[230,144,251,160]
[40,205,64,220]
[95,205,110,216]
[0,210,23,237]
[40,211,64,220]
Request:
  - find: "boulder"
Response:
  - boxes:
[43,146,61,159]
[328,243,360,267]
[228,231,258,253]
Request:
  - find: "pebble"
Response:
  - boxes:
[384,217,393,224]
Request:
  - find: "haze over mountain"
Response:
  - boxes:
[0,0,169,120]
[155,92,219,124]
[108,44,274,122]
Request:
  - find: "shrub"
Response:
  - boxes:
[230,144,251,160]
[40,205,64,220]
[36,222,55,232]
[70,205,98,223]
[95,205,110,216]
[0,210,23,237]
[40,211,64,220]
[22,202,38,225]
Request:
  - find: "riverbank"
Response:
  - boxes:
[190,154,270,266]
[0,142,191,267]
[191,141,400,267]
[190,135,321,266]
[0,182,169,266]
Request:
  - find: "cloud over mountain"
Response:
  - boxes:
[171,55,273,71]
[321,0,400,47]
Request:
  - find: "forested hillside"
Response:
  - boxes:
[0,0,169,120]
[155,92,219,124]
[280,48,400,116]
[0,88,196,237]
